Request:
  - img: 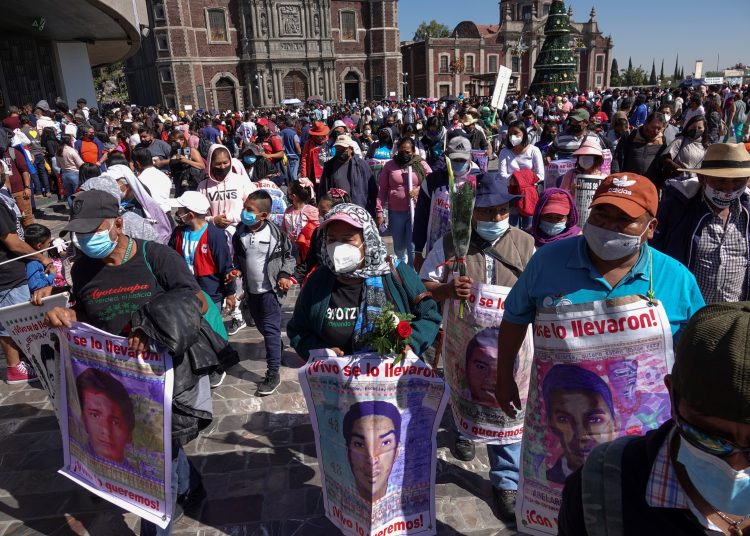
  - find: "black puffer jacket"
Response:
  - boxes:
[131,290,239,444]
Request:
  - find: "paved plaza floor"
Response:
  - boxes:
[0,196,518,536]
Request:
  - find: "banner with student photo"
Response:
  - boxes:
[443,283,533,444]
[0,292,69,411]
[58,322,173,529]
[299,350,448,536]
[516,296,673,536]
[543,149,612,189]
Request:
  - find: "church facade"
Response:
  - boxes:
[126,0,401,109]
[401,0,614,98]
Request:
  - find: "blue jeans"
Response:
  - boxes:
[245,291,282,373]
[388,209,414,266]
[140,445,200,536]
[0,285,31,338]
[487,442,522,491]
[33,155,49,193]
[62,170,79,208]
[286,156,300,181]
[509,213,532,230]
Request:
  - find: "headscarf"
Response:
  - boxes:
[529,188,581,247]
[318,203,391,278]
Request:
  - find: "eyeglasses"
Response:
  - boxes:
[675,413,750,459]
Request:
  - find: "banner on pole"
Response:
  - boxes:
[491,66,513,109]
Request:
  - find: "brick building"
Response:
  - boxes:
[126,0,402,109]
[401,0,613,99]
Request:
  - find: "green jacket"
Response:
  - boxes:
[288,262,441,360]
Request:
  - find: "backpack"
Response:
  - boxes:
[0,127,11,153]
[198,136,212,160]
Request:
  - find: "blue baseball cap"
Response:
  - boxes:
[474,172,523,208]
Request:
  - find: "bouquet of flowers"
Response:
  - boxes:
[362,303,414,360]
[446,155,476,318]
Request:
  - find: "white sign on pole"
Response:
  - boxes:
[183,105,193,111]
[491,66,513,109]
[704,77,724,85]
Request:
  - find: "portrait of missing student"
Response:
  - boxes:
[464,327,501,408]
[542,364,616,484]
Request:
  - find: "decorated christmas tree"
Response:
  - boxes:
[528,0,579,96]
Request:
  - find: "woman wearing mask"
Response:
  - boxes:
[57,134,83,208]
[528,189,581,247]
[401,123,427,159]
[421,116,447,171]
[498,121,545,184]
[559,139,605,195]
[168,130,206,196]
[287,203,441,359]
[357,123,375,154]
[366,127,395,160]
[661,115,708,180]
[536,121,558,159]
[377,138,432,266]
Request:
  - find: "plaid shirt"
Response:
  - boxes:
[694,199,749,303]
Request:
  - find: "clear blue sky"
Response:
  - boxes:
[398,0,747,76]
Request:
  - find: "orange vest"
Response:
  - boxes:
[80,140,98,164]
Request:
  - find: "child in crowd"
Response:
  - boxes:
[282,178,319,262]
[23,224,66,294]
[233,190,295,396]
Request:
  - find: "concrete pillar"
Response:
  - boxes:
[53,42,97,106]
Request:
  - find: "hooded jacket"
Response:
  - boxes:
[528,188,582,247]
[509,169,540,217]
[652,177,750,294]
[198,144,256,233]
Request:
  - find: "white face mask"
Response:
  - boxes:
[663,114,672,123]
[704,183,745,209]
[583,222,649,261]
[327,242,363,273]
[578,156,596,170]
[510,135,523,147]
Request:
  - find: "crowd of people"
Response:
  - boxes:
[1,80,749,535]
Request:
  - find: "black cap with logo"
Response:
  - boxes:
[62,190,119,235]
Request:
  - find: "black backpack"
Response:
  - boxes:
[197,136,212,160]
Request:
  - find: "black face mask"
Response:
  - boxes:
[379,133,390,142]
[337,151,351,162]
[567,122,583,134]
[212,166,231,180]
[395,152,411,166]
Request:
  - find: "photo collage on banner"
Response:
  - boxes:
[443,283,533,444]
[300,350,449,536]
[58,322,174,529]
[517,297,673,535]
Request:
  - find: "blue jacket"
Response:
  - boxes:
[652,178,750,296]
[25,259,55,292]
[629,103,648,128]
[74,137,107,171]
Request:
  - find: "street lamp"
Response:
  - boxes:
[402,72,409,100]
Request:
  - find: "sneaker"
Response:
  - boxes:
[6,362,40,384]
[493,489,517,522]
[209,369,226,388]
[227,317,246,336]
[257,371,280,396]
[453,435,476,461]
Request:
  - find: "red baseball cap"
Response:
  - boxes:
[589,173,658,218]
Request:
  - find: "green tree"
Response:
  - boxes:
[610,58,621,86]
[659,59,664,83]
[528,0,578,95]
[413,20,451,41]
[93,62,129,104]
[649,61,657,85]
[673,55,679,80]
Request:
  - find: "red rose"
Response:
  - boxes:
[396,320,412,339]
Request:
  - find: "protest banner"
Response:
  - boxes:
[573,174,605,223]
[0,292,69,411]
[58,322,173,529]
[443,283,533,444]
[543,149,612,189]
[516,296,673,535]
[490,66,513,109]
[425,187,450,253]
[300,350,448,536]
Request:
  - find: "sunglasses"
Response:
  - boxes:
[675,413,750,459]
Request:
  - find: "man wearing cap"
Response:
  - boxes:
[44,190,209,534]
[548,108,610,162]
[558,302,750,536]
[612,111,669,189]
[413,136,480,271]
[459,111,492,158]
[420,172,534,521]
[318,135,378,219]
[33,101,57,133]
[653,143,750,303]
[496,172,705,426]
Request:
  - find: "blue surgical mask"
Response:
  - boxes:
[451,161,469,176]
[243,155,257,165]
[73,223,118,259]
[539,220,567,236]
[241,210,257,226]
[476,219,510,242]
[677,437,750,516]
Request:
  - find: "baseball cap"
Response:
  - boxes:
[569,109,590,122]
[446,136,472,161]
[62,190,120,234]
[475,172,523,208]
[541,192,571,215]
[589,173,658,218]
[35,100,52,113]
[170,191,210,215]
[333,134,357,150]
[671,302,750,423]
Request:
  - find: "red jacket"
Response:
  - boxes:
[510,169,540,217]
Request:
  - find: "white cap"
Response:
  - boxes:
[169,191,210,215]
[333,134,358,150]
[332,119,349,132]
